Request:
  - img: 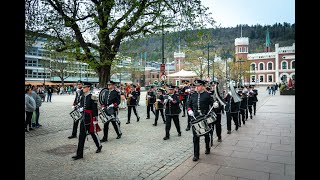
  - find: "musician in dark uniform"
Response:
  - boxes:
[251,85,258,115]
[209,81,224,144]
[224,87,240,134]
[72,82,102,160]
[185,83,196,131]
[126,84,140,124]
[153,88,166,126]
[163,85,182,140]
[187,80,213,161]
[146,86,156,119]
[246,89,254,119]
[238,88,247,126]
[181,80,189,117]
[100,81,122,142]
[68,80,84,139]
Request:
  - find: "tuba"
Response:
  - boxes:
[214,83,226,106]
[229,81,242,103]
[98,88,108,106]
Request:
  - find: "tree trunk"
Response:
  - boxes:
[97,65,111,88]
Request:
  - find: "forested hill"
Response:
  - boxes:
[119,22,295,61]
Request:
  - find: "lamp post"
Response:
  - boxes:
[43,61,46,85]
[237,59,245,87]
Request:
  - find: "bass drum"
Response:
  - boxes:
[98,88,108,105]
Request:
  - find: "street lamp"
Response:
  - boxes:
[237,59,245,87]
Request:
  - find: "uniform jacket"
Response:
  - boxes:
[146,90,156,104]
[224,93,239,113]
[187,91,213,117]
[103,89,121,110]
[73,88,83,106]
[79,92,100,133]
[127,90,139,106]
[155,94,165,109]
[164,93,180,115]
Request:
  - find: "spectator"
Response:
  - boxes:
[136,83,141,106]
[47,85,53,102]
[32,86,43,128]
[25,88,36,132]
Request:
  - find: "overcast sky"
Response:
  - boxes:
[201,0,295,28]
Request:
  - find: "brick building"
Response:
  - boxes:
[234,29,295,85]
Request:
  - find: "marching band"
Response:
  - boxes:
[69,79,259,161]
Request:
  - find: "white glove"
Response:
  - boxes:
[109,104,114,108]
[129,94,133,97]
[78,107,84,112]
[156,99,161,102]
[213,101,219,108]
[188,109,194,116]
[164,99,168,104]
[147,95,151,98]
[168,96,173,101]
[72,106,75,109]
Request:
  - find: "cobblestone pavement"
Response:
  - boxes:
[25,87,271,180]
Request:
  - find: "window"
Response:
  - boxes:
[239,47,242,52]
[268,75,273,82]
[268,63,272,70]
[259,63,264,70]
[251,76,256,82]
[292,61,295,69]
[259,76,264,82]
[251,64,256,71]
[292,75,295,80]
[282,61,287,69]
[152,75,154,78]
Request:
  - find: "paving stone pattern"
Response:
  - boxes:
[26,87,289,180]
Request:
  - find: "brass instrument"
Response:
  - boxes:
[127,91,131,105]
[146,91,150,105]
[155,94,159,110]
[214,83,226,106]
[229,81,242,103]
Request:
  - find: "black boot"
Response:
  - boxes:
[192,156,199,161]
[137,117,140,122]
[116,133,122,139]
[205,149,210,154]
[96,145,102,153]
[100,136,108,142]
[72,155,83,160]
[126,121,130,124]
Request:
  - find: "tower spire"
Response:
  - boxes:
[265,28,271,52]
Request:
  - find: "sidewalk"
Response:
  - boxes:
[162,95,295,180]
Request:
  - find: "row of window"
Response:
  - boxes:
[251,61,295,71]
[25,58,91,70]
[250,74,295,83]
[25,69,97,79]
[236,47,248,53]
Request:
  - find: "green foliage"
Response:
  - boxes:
[119,23,295,60]
[279,84,286,93]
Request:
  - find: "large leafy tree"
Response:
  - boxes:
[26,0,215,87]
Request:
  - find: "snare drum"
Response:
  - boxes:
[70,107,83,122]
[98,107,115,123]
[191,115,212,136]
[206,112,217,124]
